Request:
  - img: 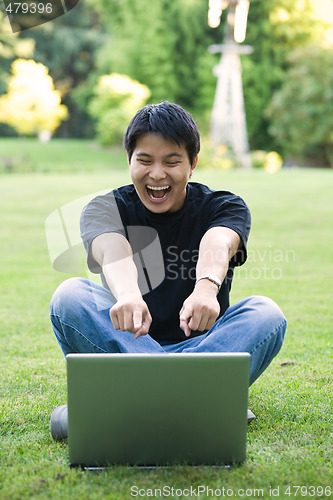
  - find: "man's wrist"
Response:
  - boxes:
[195,274,222,293]
[106,279,142,301]
[115,289,143,301]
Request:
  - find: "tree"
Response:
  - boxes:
[90,0,220,119]
[0,10,35,135]
[89,0,328,148]
[266,45,333,167]
[0,11,35,93]
[0,59,68,138]
[242,0,325,150]
[88,73,151,145]
[19,1,107,137]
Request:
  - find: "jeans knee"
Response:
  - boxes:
[248,295,287,343]
[248,294,285,319]
[50,277,87,315]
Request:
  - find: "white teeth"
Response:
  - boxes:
[146,185,170,191]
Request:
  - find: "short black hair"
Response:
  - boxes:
[123,101,200,165]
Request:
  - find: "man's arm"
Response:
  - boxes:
[91,233,152,338]
[179,226,240,337]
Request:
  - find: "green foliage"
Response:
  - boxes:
[0,59,68,136]
[88,73,151,146]
[267,45,333,166]
[92,0,220,111]
[0,10,35,136]
[0,11,35,93]
[243,0,324,150]
[1,0,331,160]
[250,150,283,173]
[19,1,107,137]
[89,0,330,157]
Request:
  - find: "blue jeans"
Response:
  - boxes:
[49,277,287,386]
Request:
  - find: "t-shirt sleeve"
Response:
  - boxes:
[80,191,126,273]
[206,192,251,266]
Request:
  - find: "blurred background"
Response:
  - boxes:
[0,0,333,172]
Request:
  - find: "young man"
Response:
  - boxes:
[49,102,286,440]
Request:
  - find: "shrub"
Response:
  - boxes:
[0,59,68,138]
[251,150,283,173]
[266,45,333,166]
[88,73,151,146]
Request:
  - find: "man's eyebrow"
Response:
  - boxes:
[135,152,183,158]
[165,153,183,158]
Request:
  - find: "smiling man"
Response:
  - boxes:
[49,102,287,439]
[130,132,197,213]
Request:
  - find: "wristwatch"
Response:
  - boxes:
[195,274,222,293]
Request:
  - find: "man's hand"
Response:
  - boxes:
[179,280,220,337]
[91,233,152,339]
[110,295,152,339]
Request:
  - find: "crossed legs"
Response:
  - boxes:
[50,277,287,386]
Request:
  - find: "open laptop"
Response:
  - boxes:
[67,352,250,468]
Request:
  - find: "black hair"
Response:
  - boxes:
[123,101,200,165]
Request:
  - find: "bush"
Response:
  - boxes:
[0,59,68,138]
[266,45,333,167]
[88,73,151,146]
[251,150,283,173]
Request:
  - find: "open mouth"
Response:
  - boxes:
[146,185,171,201]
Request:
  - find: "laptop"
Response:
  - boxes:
[66,352,250,468]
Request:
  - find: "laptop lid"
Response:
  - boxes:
[67,352,250,467]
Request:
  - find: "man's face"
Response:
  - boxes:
[129,133,197,213]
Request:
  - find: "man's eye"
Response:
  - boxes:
[167,161,180,166]
[138,159,151,165]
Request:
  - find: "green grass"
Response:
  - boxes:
[0,138,128,173]
[0,158,332,499]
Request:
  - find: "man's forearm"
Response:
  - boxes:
[91,232,142,300]
[179,227,240,336]
[102,256,142,300]
[195,227,240,286]
[195,243,229,284]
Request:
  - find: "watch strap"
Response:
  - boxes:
[195,274,222,292]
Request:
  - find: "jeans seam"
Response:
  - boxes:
[50,313,106,353]
[250,318,286,356]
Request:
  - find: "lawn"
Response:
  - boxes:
[0,144,332,499]
[0,138,128,173]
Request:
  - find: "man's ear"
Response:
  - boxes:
[190,155,199,176]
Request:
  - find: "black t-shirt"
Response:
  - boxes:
[80,182,251,343]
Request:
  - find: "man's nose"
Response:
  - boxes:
[149,163,166,180]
